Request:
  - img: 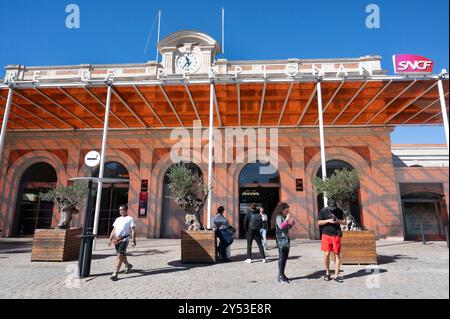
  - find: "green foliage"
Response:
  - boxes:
[40,182,88,213]
[313,169,360,211]
[166,163,208,228]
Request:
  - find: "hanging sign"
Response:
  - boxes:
[392,54,434,74]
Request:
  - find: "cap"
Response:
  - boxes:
[327,199,337,208]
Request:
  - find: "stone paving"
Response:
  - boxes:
[0,238,448,299]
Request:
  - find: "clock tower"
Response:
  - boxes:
[157,30,221,76]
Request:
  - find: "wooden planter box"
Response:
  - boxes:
[31,228,82,262]
[181,230,217,264]
[341,230,377,265]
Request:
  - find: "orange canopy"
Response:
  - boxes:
[0,79,448,130]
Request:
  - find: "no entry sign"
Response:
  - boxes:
[85,151,101,168]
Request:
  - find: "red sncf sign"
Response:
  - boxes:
[393,54,434,74]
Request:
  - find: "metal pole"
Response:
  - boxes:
[437,70,449,151]
[420,221,426,245]
[207,82,215,229]
[317,81,328,206]
[445,225,449,249]
[92,84,112,248]
[0,88,13,163]
[156,10,161,63]
[222,8,225,54]
[78,180,93,278]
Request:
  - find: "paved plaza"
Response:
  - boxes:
[0,238,448,299]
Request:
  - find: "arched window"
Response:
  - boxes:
[92,162,129,236]
[14,162,57,237]
[161,163,203,238]
[239,162,280,185]
[316,160,362,228]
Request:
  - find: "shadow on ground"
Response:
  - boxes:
[0,241,33,255]
[290,268,388,281]
[377,254,418,265]
[230,253,301,263]
[92,249,170,260]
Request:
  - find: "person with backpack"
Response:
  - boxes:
[271,202,295,284]
[317,199,346,283]
[244,203,266,263]
[212,206,233,262]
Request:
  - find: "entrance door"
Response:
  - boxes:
[13,162,57,237]
[239,187,279,238]
[92,162,129,237]
[96,184,129,236]
[238,163,280,239]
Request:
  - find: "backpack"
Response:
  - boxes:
[249,213,263,231]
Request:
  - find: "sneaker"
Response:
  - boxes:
[278,276,290,284]
[124,264,133,274]
[262,258,267,263]
[244,259,252,263]
[110,272,118,281]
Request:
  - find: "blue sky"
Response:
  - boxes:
[0,0,448,144]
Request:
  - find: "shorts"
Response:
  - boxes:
[115,239,129,256]
[321,234,341,254]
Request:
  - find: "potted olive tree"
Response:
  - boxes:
[313,169,377,264]
[313,168,360,228]
[31,182,88,262]
[166,163,216,263]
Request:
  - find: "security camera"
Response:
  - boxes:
[440,69,448,77]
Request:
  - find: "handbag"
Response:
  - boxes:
[228,225,236,235]
[277,236,290,249]
[112,235,129,246]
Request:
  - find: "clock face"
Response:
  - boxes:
[176,53,201,73]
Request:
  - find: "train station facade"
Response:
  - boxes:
[0,31,448,240]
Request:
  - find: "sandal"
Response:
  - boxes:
[324,274,331,281]
[334,276,344,283]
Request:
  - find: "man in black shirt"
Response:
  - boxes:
[244,203,266,263]
[317,199,346,282]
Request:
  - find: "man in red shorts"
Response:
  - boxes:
[318,199,346,283]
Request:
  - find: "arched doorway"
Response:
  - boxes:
[238,162,280,239]
[400,183,447,241]
[161,163,203,238]
[316,160,362,227]
[93,162,129,236]
[13,162,57,237]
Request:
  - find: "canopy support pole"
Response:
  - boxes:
[438,70,449,151]
[207,82,215,229]
[0,88,13,166]
[317,80,328,206]
[93,84,112,249]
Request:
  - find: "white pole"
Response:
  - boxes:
[437,70,449,152]
[93,84,112,248]
[156,10,161,63]
[317,81,328,206]
[221,8,225,54]
[0,88,13,163]
[207,82,215,229]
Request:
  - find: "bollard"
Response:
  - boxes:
[420,221,426,245]
[445,226,449,249]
